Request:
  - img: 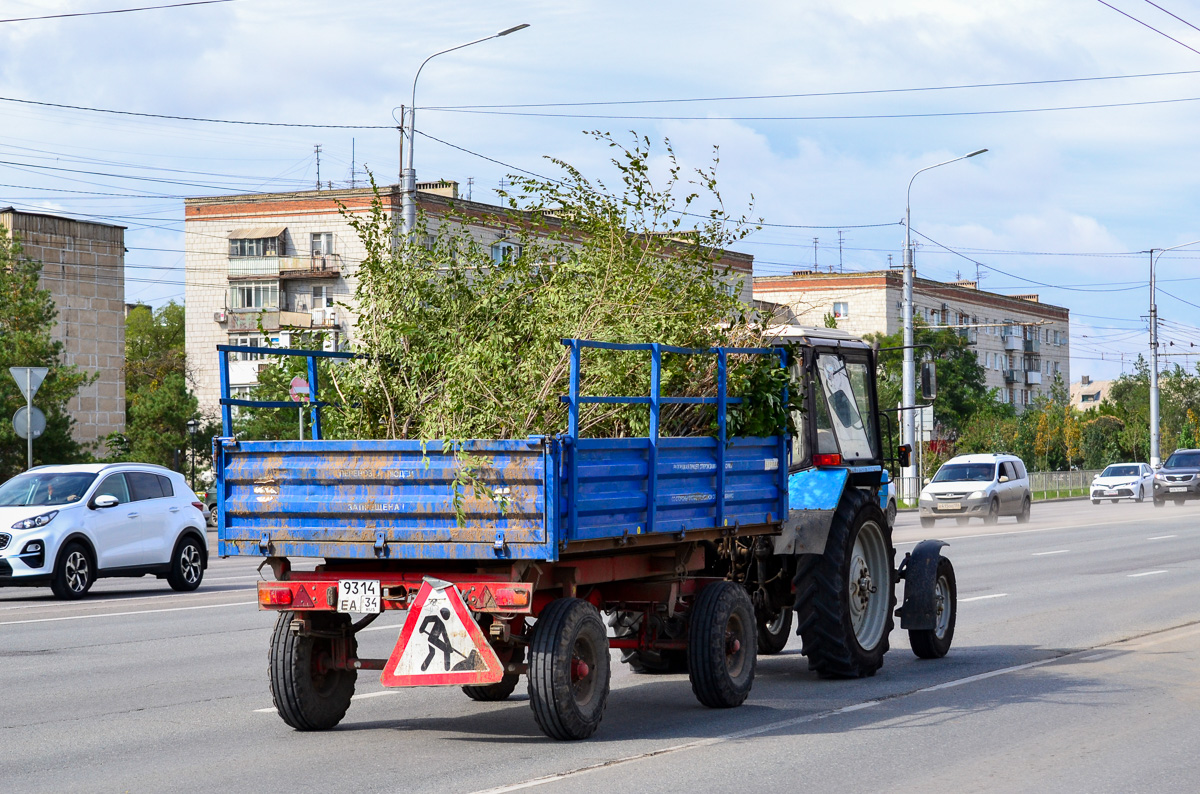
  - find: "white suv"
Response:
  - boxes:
[0,463,208,599]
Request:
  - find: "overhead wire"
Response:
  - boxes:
[1095,0,1200,57]
[0,0,235,24]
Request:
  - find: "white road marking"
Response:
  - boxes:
[1032,550,1070,556]
[1127,570,1168,578]
[895,512,1193,546]
[256,689,398,713]
[0,588,256,612]
[1148,535,1177,540]
[0,600,256,626]
[959,593,1008,602]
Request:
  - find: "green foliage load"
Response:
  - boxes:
[0,227,91,480]
[245,134,793,443]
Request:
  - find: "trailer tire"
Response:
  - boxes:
[756,607,792,655]
[688,581,756,708]
[463,646,523,701]
[269,611,357,731]
[908,556,957,659]
[793,488,895,679]
[611,612,688,673]
[528,598,610,740]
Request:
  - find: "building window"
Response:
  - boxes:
[832,301,850,318]
[311,232,333,256]
[312,285,327,310]
[230,282,279,310]
[230,236,281,257]
[491,241,522,262]
[233,334,268,361]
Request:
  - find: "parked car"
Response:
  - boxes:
[1090,462,1153,504]
[1152,448,1200,507]
[0,463,208,599]
[197,488,218,528]
[880,469,897,526]
[918,453,1032,527]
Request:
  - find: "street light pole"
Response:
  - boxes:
[186,419,199,491]
[902,148,987,502]
[1148,238,1200,467]
[401,23,530,239]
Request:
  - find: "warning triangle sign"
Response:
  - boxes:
[380,578,504,688]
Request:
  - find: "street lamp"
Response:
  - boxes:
[400,23,530,238]
[186,418,199,491]
[1148,238,1200,467]
[901,148,987,502]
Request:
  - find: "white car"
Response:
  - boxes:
[0,463,208,599]
[1091,462,1153,504]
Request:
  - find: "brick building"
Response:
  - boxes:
[1,208,126,450]
[184,183,754,417]
[753,269,1071,409]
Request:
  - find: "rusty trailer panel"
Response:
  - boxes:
[217,438,557,561]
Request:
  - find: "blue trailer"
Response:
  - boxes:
[216,331,956,740]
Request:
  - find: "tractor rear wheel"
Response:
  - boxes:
[793,488,895,678]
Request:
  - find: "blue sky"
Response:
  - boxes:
[3,0,1200,380]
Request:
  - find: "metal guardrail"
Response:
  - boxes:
[1029,469,1102,500]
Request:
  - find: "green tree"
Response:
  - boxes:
[0,227,92,480]
[108,303,211,484]
[866,318,992,437]
[1081,415,1125,469]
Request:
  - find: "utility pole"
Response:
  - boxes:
[314,144,322,190]
[812,237,819,270]
[1147,239,1200,467]
[466,177,474,201]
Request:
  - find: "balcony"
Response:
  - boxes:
[229,254,341,280]
[226,310,279,332]
[279,309,342,329]
[956,327,977,344]
[1026,370,1043,385]
[1003,335,1023,352]
[1024,339,1041,353]
[1004,368,1022,383]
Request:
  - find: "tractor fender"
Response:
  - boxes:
[774,468,849,555]
[896,539,949,631]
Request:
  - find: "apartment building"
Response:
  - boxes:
[183,183,755,417]
[754,269,1070,409]
[1,207,126,450]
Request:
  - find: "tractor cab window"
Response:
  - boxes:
[815,354,877,462]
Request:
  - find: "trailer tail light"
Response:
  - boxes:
[493,587,530,609]
[259,585,294,606]
[812,453,842,466]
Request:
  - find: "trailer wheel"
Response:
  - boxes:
[756,606,792,655]
[463,646,523,701]
[908,557,957,659]
[269,612,357,731]
[528,598,610,740]
[689,581,756,708]
[793,487,895,679]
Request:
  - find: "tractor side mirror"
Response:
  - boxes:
[898,443,912,468]
[921,361,937,400]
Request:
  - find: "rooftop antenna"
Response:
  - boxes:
[888,254,894,268]
[467,177,474,201]
[314,144,322,190]
[838,230,844,273]
[350,138,357,188]
[812,237,819,270]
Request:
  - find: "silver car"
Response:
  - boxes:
[919,454,1032,527]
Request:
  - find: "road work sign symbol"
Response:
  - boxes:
[381,578,503,688]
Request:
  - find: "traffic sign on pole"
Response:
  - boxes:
[13,406,46,440]
[9,367,48,401]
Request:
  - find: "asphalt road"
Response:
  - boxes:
[3,498,1198,793]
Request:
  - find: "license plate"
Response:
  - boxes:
[337,579,381,613]
[936,502,961,511]
[1104,490,1118,496]
[1169,486,1188,493]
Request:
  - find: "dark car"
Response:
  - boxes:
[1152,449,1200,507]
